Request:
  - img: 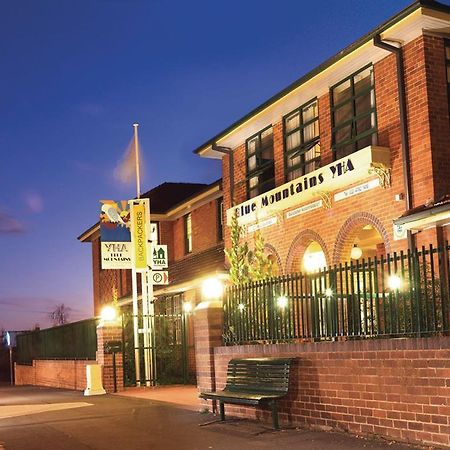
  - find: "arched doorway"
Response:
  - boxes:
[286,229,329,274]
[332,213,391,337]
[333,212,391,264]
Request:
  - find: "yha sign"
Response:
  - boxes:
[227,146,390,226]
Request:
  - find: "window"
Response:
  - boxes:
[445,40,450,119]
[331,65,377,160]
[184,213,192,254]
[246,126,275,198]
[217,198,223,242]
[284,99,320,181]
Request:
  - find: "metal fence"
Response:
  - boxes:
[223,243,450,345]
[16,318,98,365]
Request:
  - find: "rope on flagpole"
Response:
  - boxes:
[133,123,141,199]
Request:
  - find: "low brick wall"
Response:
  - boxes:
[212,337,450,448]
[15,360,95,391]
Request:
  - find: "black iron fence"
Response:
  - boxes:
[223,243,450,345]
[16,318,98,365]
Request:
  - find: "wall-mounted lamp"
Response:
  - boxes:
[201,277,224,300]
[100,305,117,323]
[350,244,363,260]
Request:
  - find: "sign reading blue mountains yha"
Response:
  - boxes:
[150,244,168,269]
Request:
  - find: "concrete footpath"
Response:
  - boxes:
[0,385,431,450]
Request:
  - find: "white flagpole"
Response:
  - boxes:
[133,123,141,199]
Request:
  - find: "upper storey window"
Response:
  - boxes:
[445,40,450,119]
[184,213,192,254]
[246,126,275,199]
[331,65,377,160]
[284,99,320,181]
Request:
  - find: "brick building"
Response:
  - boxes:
[78,180,225,314]
[190,1,450,447]
[194,0,450,273]
[78,180,225,384]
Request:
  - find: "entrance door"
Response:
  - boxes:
[122,293,195,386]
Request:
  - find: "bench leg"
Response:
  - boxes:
[219,401,225,421]
[270,401,279,429]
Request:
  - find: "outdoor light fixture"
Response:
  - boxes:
[182,302,193,313]
[100,305,117,322]
[276,295,288,309]
[201,277,224,299]
[238,303,245,312]
[324,288,333,298]
[388,274,402,291]
[350,244,363,260]
[303,251,326,273]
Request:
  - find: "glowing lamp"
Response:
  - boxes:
[324,288,333,298]
[100,305,117,322]
[182,302,193,313]
[276,295,288,309]
[201,277,224,300]
[350,244,362,260]
[388,274,402,291]
[238,303,245,312]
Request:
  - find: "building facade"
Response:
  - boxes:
[78,180,225,315]
[78,180,225,384]
[195,0,450,274]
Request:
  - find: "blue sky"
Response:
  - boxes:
[0,0,425,330]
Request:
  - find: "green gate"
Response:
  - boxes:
[122,293,195,386]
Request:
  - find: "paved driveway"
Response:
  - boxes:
[0,386,421,450]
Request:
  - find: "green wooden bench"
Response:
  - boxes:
[199,357,293,429]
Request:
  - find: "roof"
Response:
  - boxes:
[77,179,221,241]
[193,0,450,156]
[395,194,450,224]
[140,182,210,214]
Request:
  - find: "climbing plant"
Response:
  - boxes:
[225,213,273,285]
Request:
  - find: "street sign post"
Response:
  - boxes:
[150,244,168,269]
[152,270,169,285]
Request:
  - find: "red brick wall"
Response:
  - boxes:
[96,325,124,393]
[15,360,93,391]
[213,337,450,448]
[222,33,449,271]
[173,201,221,261]
[423,35,450,200]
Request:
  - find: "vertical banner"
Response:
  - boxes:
[99,200,132,269]
[130,200,148,271]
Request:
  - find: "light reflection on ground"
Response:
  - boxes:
[0,402,92,419]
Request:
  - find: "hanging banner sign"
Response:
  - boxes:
[152,270,169,285]
[99,200,132,269]
[131,201,148,270]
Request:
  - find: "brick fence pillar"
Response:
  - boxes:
[96,323,124,393]
[193,299,223,411]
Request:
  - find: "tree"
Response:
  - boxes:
[49,303,71,326]
[248,230,273,281]
[224,212,251,285]
[225,213,273,285]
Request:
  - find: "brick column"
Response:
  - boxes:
[96,323,124,393]
[193,300,223,410]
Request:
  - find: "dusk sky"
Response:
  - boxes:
[0,0,425,331]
